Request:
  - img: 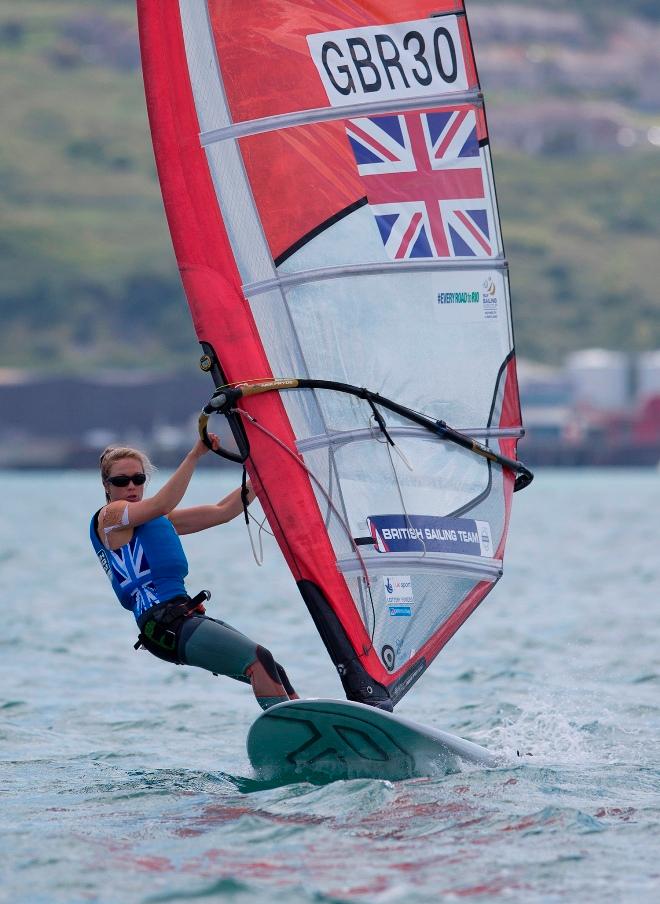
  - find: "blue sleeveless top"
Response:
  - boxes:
[90,511,189,622]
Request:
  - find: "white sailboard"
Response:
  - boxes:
[248,699,501,783]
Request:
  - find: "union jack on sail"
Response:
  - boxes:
[346,108,495,260]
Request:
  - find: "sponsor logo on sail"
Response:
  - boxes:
[438,290,480,305]
[482,276,498,320]
[476,520,493,556]
[390,658,427,697]
[381,644,396,671]
[383,574,414,606]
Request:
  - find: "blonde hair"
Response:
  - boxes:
[99,445,155,500]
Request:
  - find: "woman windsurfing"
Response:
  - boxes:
[90,437,298,710]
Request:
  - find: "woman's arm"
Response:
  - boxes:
[169,481,256,535]
[101,438,212,535]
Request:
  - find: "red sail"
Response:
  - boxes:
[137,1,525,707]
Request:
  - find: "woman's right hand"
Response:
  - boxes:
[191,433,220,459]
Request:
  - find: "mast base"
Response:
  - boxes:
[297,580,393,710]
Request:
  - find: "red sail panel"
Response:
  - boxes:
[210,0,472,122]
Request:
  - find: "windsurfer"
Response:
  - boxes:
[90,438,298,710]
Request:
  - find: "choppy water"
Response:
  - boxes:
[1,469,659,903]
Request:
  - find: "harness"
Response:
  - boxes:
[134,590,211,661]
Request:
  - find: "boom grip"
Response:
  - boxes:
[197,399,248,464]
[197,410,220,454]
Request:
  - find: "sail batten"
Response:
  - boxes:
[138,0,530,708]
[296,425,524,454]
[337,554,502,581]
[199,90,484,144]
[243,257,508,297]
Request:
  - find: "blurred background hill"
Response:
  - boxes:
[1,0,659,371]
[2,1,660,467]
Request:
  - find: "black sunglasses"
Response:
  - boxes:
[107,473,147,488]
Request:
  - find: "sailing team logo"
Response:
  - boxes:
[345,109,493,260]
[483,276,497,296]
[482,276,499,320]
[368,514,494,557]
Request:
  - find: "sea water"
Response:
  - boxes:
[1,469,658,903]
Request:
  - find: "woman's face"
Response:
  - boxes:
[105,456,147,504]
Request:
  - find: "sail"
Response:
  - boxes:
[137,0,530,707]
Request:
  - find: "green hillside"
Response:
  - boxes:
[1,0,660,370]
[0,0,195,369]
[499,153,660,358]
